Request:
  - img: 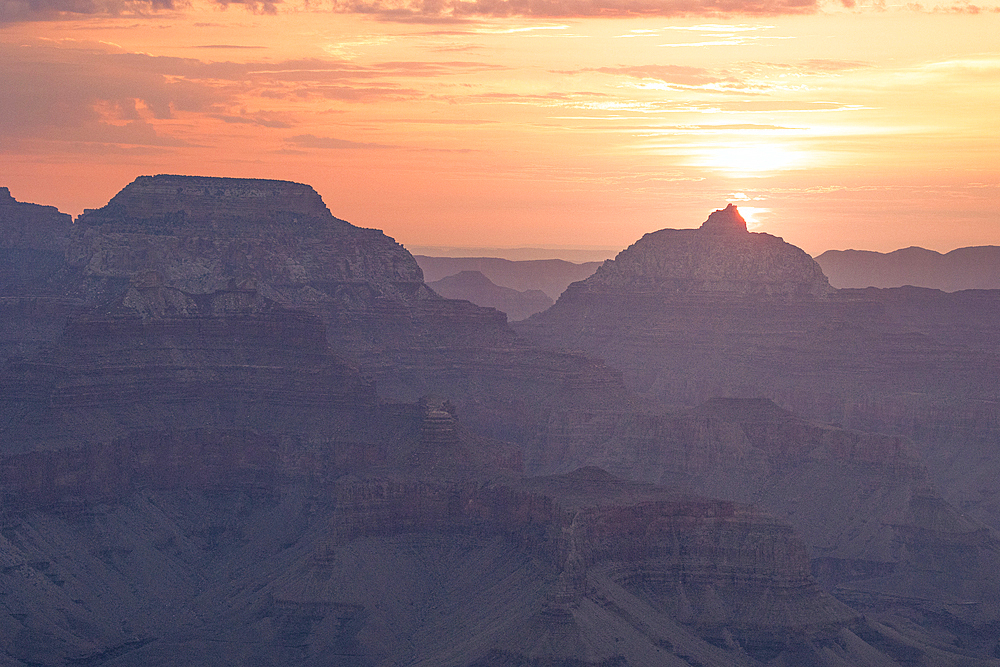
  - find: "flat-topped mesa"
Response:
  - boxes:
[573,204,831,299]
[63,174,430,302]
[77,175,336,229]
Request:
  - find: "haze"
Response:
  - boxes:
[2,0,999,257]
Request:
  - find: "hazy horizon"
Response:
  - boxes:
[2,0,999,257]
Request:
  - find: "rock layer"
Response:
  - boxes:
[0,458,880,667]
[4,184,1000,665]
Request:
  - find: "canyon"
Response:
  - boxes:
[2,178,1000,665]
[426,270,553,321]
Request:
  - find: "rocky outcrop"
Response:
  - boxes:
[20,176,633,438]
[0,186,71,258]
[523,398,984,589]
[573,205,831,300]
[71,175,426,303]
[516,206,1000,519]
[0,187,78,364]
[515,207,1000,659]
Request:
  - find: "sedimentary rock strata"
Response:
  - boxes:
[4,181,1000,665]
[516,205,1000,524]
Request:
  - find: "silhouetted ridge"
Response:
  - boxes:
[699,202,748,234]
[546,205,831,300]
[816,244,1000,291]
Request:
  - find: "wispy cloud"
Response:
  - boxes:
[329,0,820,20]
[286,133,398,148]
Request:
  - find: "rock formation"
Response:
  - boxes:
[516,206,1000,523]
[515,205,1000,660]
[4,184,1000,665]
[1,450,940,666]
[574,204,831,299]
[51,176,631,433]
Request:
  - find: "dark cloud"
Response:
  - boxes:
[0,45,228,147]
[0,0,174,23]
[209,0,280,14]
[330,0,818,19]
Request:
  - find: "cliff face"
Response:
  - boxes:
[0,175,633,484]
[525,398,1000,617]
[515,206,1000,656]
[71,175,425,301]
[51,176,631,431]
[0,459,881,667]
[4,183,1000,665]
[516,206,1000,516]
[0,187,78,364]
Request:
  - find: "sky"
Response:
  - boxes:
[1,0,998,259]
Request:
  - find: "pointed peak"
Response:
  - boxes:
[699,203,748,234]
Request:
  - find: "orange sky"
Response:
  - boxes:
[1,0,999,258]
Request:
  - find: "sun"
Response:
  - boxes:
[734,206,769,230]
[693,143,804,177]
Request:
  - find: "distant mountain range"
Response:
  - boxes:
[815,245,1000,291]
[427,270,553,321]
[415,255,602,300]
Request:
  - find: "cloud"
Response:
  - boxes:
[577,64,735,87]
[209,111,295,127]
[191,44,268,49]
[286,133,399,149]
[329,0,819,18]
[0,0,174,23]
[209,0,280,13]
[0,44,229,147]
[0,42,508,149]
